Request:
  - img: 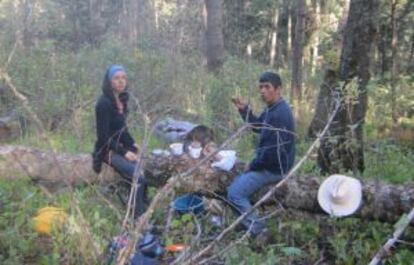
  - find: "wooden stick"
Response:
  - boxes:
[368,207,414,265]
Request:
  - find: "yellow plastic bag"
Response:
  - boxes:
[33,206,67,235]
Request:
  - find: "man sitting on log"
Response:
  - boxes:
[229,71,296,238]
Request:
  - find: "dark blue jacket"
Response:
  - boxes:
[239,99,295,175]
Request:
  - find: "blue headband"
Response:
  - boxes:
[108,65,126,81]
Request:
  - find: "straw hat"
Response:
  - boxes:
[317,174,362,217]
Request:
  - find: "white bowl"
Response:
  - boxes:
[188,146,202,159]
[212,150,237,171]
[152,149,171,157]
[152,149,164,156]
[170,143,184,156]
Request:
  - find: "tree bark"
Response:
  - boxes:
[136,0,156,42]
[310,0,320,75]
[1,145,413,224]
[19,0,34,50]
[291,0,306,103]
[269,8,279,67]
[307,69,338,139]
[309,0,378,174]
[276,0,290,69]
[0,112,24,142]
[204,0,225,73]
[390,0,398,124]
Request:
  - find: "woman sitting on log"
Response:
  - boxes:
[92,65,147,219]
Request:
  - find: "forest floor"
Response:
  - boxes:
[0,131,413,265]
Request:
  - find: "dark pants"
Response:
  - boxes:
[108,153,147,219]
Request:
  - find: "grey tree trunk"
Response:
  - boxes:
[310,0,320,75]
[390,0,398,124]
[204,0,225,73]
[276,0,290,69]
[136,0,156,42]
[269,8,279,67]
[290,0,306,103]
[309,0,378,174]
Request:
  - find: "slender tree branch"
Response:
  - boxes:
[369,207,414,265]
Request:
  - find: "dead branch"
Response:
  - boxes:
[368,207,414,265]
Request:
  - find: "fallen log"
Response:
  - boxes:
[0,111,24,142]
[0,145,115,190]
[0,145,413,223]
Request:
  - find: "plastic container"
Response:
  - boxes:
[188,146,202,159]
[173,194,204,215]
[169,143,184,156]
[211,150,237,171]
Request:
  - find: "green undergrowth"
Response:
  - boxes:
[1,178,413,264]
[2,120,413,264]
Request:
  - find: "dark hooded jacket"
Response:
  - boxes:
[92,70,137,173]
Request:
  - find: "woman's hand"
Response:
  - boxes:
[133,143,140,152]
[125,151,138,162]
[244,162,251,172]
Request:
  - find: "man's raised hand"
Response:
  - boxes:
[231,97,247,111]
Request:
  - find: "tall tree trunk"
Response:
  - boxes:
[378,24,388,78]
[288,3,295,64]
[390,0,398,124]
[307,70,338,139]
[410,33,414,65]
[20,0,34,50]
[204,0,225,73]
[291,0,306,103]
[269,8,279,67]
[309,0,378,174]
[136,0,156,42]
[310,0,320,75]
[118,0,130,40]
[276,0,290,69]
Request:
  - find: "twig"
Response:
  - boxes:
[116,124,249,265]
[121,121,157,228]
[4,39,18,70]
[172,213,203,264]
[199,229,251,265]
[395,239,414,247]
[198,208,283,265]
[91,184,123,222]
[0,70,44,131]
[180,99,341,265]
[162,203,175,239]
[368,207,414,265]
